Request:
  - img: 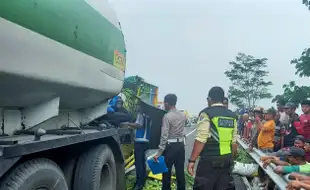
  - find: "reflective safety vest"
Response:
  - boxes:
[199,106,236,157]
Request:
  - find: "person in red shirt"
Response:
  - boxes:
[244,118,254,141]
[242,117,250,140]
[300,100,310,139]
[241,114,250,140]
[299,100,310,162]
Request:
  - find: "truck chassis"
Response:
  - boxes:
[0,96,134,190]
[0,126,133,190]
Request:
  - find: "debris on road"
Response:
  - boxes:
[126,171,194,190]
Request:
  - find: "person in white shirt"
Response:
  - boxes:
[277,100,289,125]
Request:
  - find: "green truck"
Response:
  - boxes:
[0,1,133,190]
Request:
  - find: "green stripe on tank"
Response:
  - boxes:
[0,0,126,67]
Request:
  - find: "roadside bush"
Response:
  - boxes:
[235,149,254,164]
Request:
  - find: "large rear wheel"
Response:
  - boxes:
[73,144,117,190]
[62,157,77,190]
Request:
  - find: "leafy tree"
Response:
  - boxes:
[274,2,310,105]
[272,81,310,105]
[303,0,310,10]
[273,49,310,105]
[291,48,310,77]
[225,53,273,108]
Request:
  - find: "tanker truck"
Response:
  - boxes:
[0,1,133,190]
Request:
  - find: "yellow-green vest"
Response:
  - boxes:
[199,106,236,157]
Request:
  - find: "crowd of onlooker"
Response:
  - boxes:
[238,99,310,190]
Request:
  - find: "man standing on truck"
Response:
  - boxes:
[124,101,152,190]
[187,86,237,190]
[154,94,186,190]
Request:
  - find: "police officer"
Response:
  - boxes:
[187,87,237,190]
[154,94,186,190]
[125,101,152,190]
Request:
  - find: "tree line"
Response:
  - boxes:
[225,1,310,109]
[225,49,310,109]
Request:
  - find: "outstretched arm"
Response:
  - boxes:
[127,113,144,129]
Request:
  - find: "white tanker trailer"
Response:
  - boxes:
[0,1,132,190]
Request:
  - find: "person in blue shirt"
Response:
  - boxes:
[107,96,130,115]
[124,101,151,190]
[107,96,119,113]
[101,96,132,126]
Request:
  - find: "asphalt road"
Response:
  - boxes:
[184,125,197,168]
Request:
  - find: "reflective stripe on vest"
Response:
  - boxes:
[210,116,235,155]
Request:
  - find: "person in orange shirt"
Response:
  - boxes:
[257,108,276,153]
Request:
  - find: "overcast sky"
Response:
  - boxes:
[109,0,310,115]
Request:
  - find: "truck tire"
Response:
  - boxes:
[62,158,77,190]
[73,144,117,190]
[0,158,68,190]
[116,162,126,190]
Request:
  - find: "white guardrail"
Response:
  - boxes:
[237,138,290,190]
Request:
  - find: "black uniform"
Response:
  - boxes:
[194,106,236,190]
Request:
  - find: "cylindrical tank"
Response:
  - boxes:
[0,0,126,109]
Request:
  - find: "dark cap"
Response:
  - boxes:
[295,135,305,142]
[284,147,305,157]
[284,102,297,109]
[265,107,276,115]
[208,86,225,102]
[301,100,310,106]
[306,138,310,144]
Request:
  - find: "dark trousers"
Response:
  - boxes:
[134,142,149,190]
[194,154,232,190]
[105,112,132,126]
[92,112,132,127]
[162,142,185,190]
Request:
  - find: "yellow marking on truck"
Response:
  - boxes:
[113,50,125,72]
